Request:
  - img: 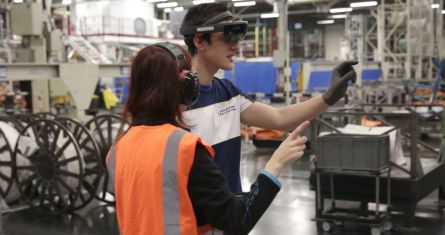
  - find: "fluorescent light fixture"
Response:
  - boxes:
[62,0,72,4]
[174,7,184,12]
[192,0,215,5]
[157,2,178,8]
[350,1,378,8]
[13,0,23,3]
[431,4,440,9]
[164,8,172,12]
[260,12,279,18]
[147,0,167,3]
[317,20,335,24]
[234,1,256,7]
[329,7,352,13]
[330,14,347,19]
[232,0,246,1]
[442,10,445,14]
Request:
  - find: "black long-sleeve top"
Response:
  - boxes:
[188,143,281,235]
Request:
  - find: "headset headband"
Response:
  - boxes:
[202,11,233,25]
[180,11,237,36]
[155,42,184,62]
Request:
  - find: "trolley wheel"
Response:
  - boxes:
[382,221,392,231]
[371,227,381,235]
[322,221,333,232]
[13,119,84,214]
[56,117,102,210]
[0,126,13,199]
[85,114,128,203]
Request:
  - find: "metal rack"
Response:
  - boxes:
[312,123,393,235]
[310,109,445,228]
[314,169,392,235]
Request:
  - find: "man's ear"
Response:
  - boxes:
[193,35,206,52]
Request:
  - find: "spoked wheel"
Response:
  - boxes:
[85,114,128,203]
[56,117,102,210]
[0,125,13,199]
[13,113,39,125]
[13,119,84,214]
[35,112,58,120]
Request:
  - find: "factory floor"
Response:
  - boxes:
[2,144,445,235]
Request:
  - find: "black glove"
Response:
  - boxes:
[322,60,358,105]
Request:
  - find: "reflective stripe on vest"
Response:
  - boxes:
[201,230,224,235]
[163,129,187,234]
[106,145,116,194]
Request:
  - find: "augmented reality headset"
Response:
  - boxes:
[180,11,248,43]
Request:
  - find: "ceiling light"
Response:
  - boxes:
[330,14,347,19]
[147,0,167,3]
[350,1,378,8]
[232,0,246,1]
[442,10,445,14]
[62,0,72,4]
[164,8,172,12]
[329,7,352,13]
[317,20,335,24]
[174,7,184,12]
[192,0,215,5]
[234,1,256,7]
[157,2,178,8]
[431,4,440,9]
[13,0,23,3]
[260,13,279,18]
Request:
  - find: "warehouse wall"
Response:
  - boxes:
[323,24,345,61]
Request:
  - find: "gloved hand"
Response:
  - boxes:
[322,60,358,105]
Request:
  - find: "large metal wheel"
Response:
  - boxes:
[56,117,102,210]
[13,119,84,214]
[85,114,127,203]
[12,113,39,125]
[35,112,57,120]
[0,125,13,199]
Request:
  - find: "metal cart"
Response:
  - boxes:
[312,126,394,235]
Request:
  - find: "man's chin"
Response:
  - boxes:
[221,64,234,71]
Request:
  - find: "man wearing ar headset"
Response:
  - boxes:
[180,2,358,194]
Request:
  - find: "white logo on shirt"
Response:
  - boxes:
[218,106,236,116]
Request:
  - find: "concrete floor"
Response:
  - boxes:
[2,144,445,235]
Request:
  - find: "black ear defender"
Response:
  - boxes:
[154,42,200,106]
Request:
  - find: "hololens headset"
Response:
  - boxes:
[154,42,200,106]
[180,11,248,43]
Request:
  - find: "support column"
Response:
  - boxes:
[275,0,291,105]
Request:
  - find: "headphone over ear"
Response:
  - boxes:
[154,42,200,106]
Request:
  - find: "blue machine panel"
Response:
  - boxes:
[307,71,332,92]
[362,69,382,81]
[224,61,301,94]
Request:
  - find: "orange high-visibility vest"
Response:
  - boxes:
[106,124,218,235]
